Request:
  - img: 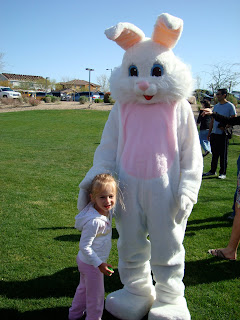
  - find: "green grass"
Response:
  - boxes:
[0,110,240,320]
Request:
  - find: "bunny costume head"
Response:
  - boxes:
[78,13,202,320]
[106,13,193,105]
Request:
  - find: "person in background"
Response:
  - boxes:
[202,110,240,260]
[202,88,236,179]
[197,99,212,157]
[202,110,240,221]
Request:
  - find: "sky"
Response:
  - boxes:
[1,0,240,91]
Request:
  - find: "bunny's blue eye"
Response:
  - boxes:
[129,65,138,77]
[151,64,164,77]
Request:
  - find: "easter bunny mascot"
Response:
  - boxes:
[77,13,202,320]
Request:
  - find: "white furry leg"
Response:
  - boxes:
[105,288,155,320]
[148,297,190,320]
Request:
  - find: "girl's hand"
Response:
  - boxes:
[98,263,114,276]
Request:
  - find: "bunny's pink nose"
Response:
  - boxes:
[138,81,149,91]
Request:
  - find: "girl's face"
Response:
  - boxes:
[91,183,116,216]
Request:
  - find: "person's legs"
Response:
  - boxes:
[146,181,190,320]
[209,171,240,260]
[219,134,229,175]
[84,263,104,320]
[231,190,237,217]
[210,134,220,173]
[68,256,87,320]
[105,175,155,320]
[225,206,240,259]
[199,130,211,153]
[231,156,240,218]
[210,207,240,260]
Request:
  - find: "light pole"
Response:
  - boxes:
[86,68,94,101]
[106,68,112,74]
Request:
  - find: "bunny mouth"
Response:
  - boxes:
[144,95,154,100]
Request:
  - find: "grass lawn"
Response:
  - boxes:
[0,109,240,320]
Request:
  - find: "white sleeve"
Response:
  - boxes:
[79,220,103,268]
[178,100,203,203]
[77,103,120,211]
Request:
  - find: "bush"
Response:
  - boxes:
[104,92,115,104]
[17,97,24,105]
[0,98,23,107]
[43,96,52,103]
[94,99,103,103]
[51,96,60,103]
[108,96,115,104]
[29,98,41,106]
[227,94,238,106]
[23,96,30,104]
[79,96,88,104]
[104,92,111,103]
[0,97,14,105]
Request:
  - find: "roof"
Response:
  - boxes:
[59,79,100,87]
[1,73,45,81]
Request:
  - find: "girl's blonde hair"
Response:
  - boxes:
[88,173,125,209]
[89,173,117,200]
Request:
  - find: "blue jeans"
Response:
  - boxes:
[231,155,240,217]
[199,130,211,153]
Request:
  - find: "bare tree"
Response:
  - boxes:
[207,62,240,93]
[97,74,110,92]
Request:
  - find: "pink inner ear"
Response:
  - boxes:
[115,29,143,50]
[152,19,182,49]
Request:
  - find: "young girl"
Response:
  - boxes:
[69,174,118,320]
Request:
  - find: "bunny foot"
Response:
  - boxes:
[105,288,155,320]
[148,299,190,320]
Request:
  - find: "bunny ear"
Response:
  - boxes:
[152,13,183,49]
[105,22,145,50]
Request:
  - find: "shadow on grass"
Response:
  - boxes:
[202,176,219,180]
[53,228,119,242]
[185,258,240,286]
[0,307,69,320]
[0,267,122,300]
[1,260,239,319]
[38,227,75,230]
[0,307,148,320]
[186,213,233,234]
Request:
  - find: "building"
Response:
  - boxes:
[0,73,46,90]
[59,79,100,92]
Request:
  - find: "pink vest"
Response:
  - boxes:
[120,102,177,179]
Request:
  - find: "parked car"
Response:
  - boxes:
[194,89,214,102]
[73,91,101,101]
[35,92,54,100]
[60,93,71,101]
[232,91,240,103]
[98,92,104,100]
[92,93,101,100]
[0,87,21,99]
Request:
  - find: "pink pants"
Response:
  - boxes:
[68,256,104,320]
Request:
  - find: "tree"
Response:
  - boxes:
[207,62,240,93]
[97,74,110,92]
